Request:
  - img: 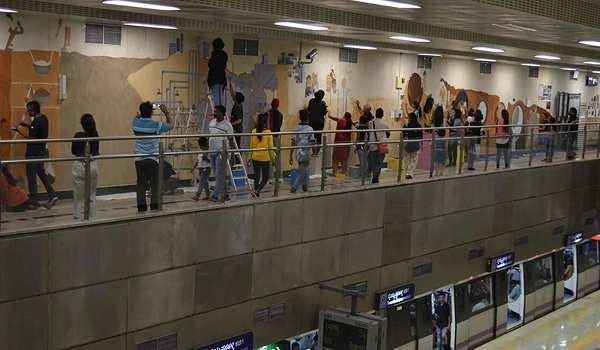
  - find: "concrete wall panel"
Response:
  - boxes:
[384,185,413,226]
[0,296,48,350]
[252,199,304,251]
[301,237,342,284]
[346,190,385,233]
[382,223,412,265]
[0,235,48,302]
[252,245,302,298]
[196,206,253,262]
[195,255,252,313]
[302,194,347,241]
[341,229,383,275]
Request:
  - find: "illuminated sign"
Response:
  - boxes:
[195,333,253,350]
[565,231,584,246]
[487,252,515,272]
[374,283,415,310]
[322,319,368,350]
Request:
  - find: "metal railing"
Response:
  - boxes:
[0,121,595,232]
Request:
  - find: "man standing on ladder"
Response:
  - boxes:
[209,105,235,202]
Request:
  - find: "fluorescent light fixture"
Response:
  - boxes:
[274,22,329,31]
[535,54,561,60]
[583,61,600,65]
[389,35,430,43]
[593,71,600,74]
[350,0,420,9]
[0,8,17,13]
[560,68,577,71]
[579,40,600,48]
[521,63,540,67]
[344,45,377,50]
[491,23,537,32]
[123,22,177,30]
[103,1,180,11]
[474,58,496,62]
[418,53,442,57]
[472,46,505,53]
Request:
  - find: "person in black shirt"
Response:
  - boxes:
[566,107,578,160]
[434,293,451,350]
[229,91,245,149]
[13,101,58,207]
[207,38,228,106]
[71,113,99,220]
[540,113,557,163]
[403,112,423,179]
[308,90,327,156]
[355,116,369,176]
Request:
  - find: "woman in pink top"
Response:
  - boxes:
[495,109,512,169]
[328,112,353,175]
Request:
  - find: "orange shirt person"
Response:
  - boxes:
[1,165,50,211]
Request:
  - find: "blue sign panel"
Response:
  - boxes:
[487,252,516,272]
[565,231,584,246]
[195,333,253,350]
[375,283,415,310]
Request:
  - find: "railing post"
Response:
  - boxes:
[582,125,587,159]
[274,137,281,197]
[484,131,490,171]
[321,135,327,192]
[0,158,2,231]
[458,131,465,175]
[552,126,559,163]
[596,124,600,158]
[565,129,570,161]
[83,143,91,220]
[429,130,435,178]
[361,137,368,186]
[528,127,535,167]
[220,140,228,203]
[397,132,404,183]
[157,142,164,211]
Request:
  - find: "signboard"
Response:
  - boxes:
[487,252,516,272]
[322,319,368,349]
[195,333,253,350]
[538,84,552,102]
[374,283,415,310]
[565,231,584,246]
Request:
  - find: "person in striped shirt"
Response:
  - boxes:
[132,102,173,212]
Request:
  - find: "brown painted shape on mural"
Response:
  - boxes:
[5,20,24,51]
[441,78,501,127]
[61,26,71,51]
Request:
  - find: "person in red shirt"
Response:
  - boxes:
[328,111,354,175]
[1,165,50,211]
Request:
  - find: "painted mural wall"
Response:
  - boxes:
[1,13,600,190]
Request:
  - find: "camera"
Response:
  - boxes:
[152,103,161,110]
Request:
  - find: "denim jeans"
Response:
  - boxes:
[211,84,225,107]
[292,161,309,191]
[195,167,211,198]
[448,140,458,165]
[357,148,367,176]
[210,153,228,200]
[25,147,56,203]
[367,150,385,182]
[436,325,448,350]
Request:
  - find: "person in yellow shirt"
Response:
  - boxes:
[248,113,276,197]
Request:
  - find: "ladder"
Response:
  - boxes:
[167,104,198,174]
[227,138,253,193]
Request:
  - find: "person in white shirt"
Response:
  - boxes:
[367,108,390,184]
[208,105,235,202]
[191,136,211,201]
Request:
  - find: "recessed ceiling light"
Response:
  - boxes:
[491,23,537,32]
[0,8,17,13]
[350,0,420,9]
[474,58,496,62]
[274,22,329,31]
[389,36,430,43]
[583,61,600,65]
[535,54,561,60]
[418,53,442,57]
[103,1,180,11]
[579,40,600,48]
[472,46,505,53]
[521,63,540,67]
[123,22,177,30]
[592,71,600,74]
[344,45,377,50]
[560,68,577,71]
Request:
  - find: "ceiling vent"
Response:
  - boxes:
[553,225,565,235]
[570,71,579,80]
[137,333,177,350]
[468,247,485,260]
[339,48,358,63]
[413,262,433,277]
[515,235,529,246]
[418,56,433,69]
[529,66,539,78]
[480,62,492,74]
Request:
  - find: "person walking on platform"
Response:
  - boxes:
[71,113,99,219]
[289,109,315,193]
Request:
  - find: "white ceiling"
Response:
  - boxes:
[6,0,600,70]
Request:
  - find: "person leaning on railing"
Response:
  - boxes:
[132,102,173,212]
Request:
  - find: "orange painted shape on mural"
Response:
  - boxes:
[0,50,12,158]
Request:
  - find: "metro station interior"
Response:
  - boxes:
[1,0,600,349]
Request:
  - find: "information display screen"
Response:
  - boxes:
[565,231,584,246]
[322,319,368,350]
[487,252,515,272]
[196,333,253,350]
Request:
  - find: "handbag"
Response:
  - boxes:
[373,121,389,155]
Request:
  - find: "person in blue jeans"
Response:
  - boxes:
[355,115,369,177]
[434,293,451,350]
[208,105,234,202]
[191,137,211,201]
[289,109,315,193]
[207,38,228,107]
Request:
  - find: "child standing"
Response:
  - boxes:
[289,109,315,193]
[191,137,212,201]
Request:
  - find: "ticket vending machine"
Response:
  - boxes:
[319,308,386,350]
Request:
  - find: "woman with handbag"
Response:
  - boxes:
[495,109,512,169]
[367,108,390,184]
[403,112,422,179]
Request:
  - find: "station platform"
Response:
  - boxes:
[478,291,600,350]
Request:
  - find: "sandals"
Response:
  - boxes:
[192,196,211,201]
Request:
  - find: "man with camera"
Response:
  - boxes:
[132,102,173,212]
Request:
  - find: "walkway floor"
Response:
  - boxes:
[477,290,600,350]
[0,150,582,236]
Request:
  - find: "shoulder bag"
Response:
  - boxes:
[373,121,389,155]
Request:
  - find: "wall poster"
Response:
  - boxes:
[538,84,552,102]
